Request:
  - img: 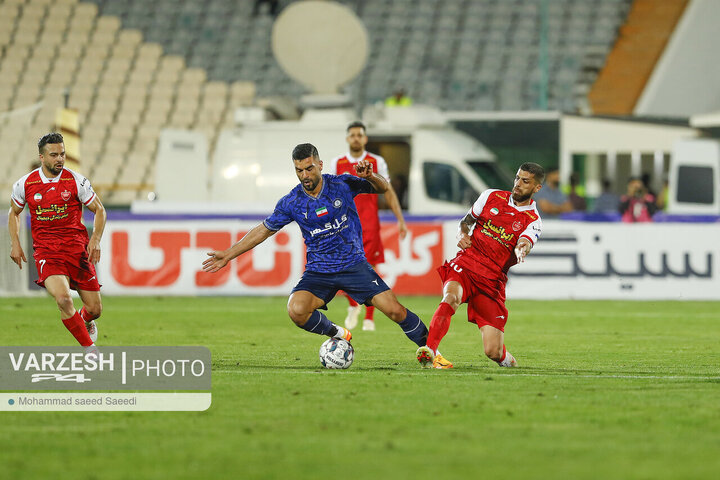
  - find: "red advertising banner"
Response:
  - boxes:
[99,220,446,296]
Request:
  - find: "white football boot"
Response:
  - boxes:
[84,344,99,361]
[344,305,362,330]
[85,320,98,343]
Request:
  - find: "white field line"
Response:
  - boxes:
[213,369,720,380]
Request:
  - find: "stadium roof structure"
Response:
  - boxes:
[690,111,720,129]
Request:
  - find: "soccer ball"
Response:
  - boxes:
[319,338,354,369]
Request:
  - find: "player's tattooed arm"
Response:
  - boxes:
[202,223,276,272]
[457,213,476,250]
[354,159,388,193]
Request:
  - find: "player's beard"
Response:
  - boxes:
[302,177,319,191]
[47,162,63,175]
[512,190,532,203]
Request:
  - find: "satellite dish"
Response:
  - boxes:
[272,1,369,94]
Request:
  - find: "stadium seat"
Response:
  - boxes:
[0,0,631,205]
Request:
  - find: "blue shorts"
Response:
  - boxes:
[291,261,390,308]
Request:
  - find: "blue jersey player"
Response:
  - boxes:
[202,143,429,349]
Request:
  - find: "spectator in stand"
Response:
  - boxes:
[620,177,656,223]
[568,172,587,211]
[656,177,669,212]
[533,169,573,218]
[252,0,278,17]
[593,179,621,213]
[385,88,413,107]
[641,173,657,198]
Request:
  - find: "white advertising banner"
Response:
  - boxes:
[507,221,718,300]
[96,219,720,300]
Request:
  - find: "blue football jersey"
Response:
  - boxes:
[263,174,374,272]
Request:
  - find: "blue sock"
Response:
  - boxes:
[299,310,338,337]
[398,310,428,347]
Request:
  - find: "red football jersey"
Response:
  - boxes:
[453,189,542,284]
[11,167,96,256]
[328,151,390,233]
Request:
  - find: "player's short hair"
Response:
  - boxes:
[38,132,64,154]
[346,121,366,134]
[292,143,319,161]
[519,162,545,184]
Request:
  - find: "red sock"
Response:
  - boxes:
[79,306,99,322]
[426,302,455,352]
[345,292,359,307]
[365,305,375,321]
[62,311,93,346]
[498,344,507,363]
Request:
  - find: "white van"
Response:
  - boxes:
[150,106,508,215]
[667,138,720,214]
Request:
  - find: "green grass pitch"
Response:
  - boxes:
[1,296,719,479]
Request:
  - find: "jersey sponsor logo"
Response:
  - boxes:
[490,207,499,215]
[315,206,328,217]
[34,204,69,221]
[34,193,42,202]
[512,221,523,231]
[309,214,348,237]
[26,179,42,185]
[61,190,71,201]
[480,218,515,246]
[333,198,342,208]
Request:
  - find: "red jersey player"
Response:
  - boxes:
[329,121,407,331]
[416,163,545,369]
[8,133,106,354]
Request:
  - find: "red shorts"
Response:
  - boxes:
[363,230,384,265]
[34,253,101,291]
[437,261,508,331]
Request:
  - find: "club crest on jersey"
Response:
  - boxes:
[315,206,329,217]
[490,207,499,215]
[333,198,342,208]
[33,193,42,202]
[61,190,71,201]
[512,221,523,231]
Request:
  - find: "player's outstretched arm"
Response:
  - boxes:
[514,238,532,263]
[8,203,27,269]
[85,196,106,264]
[354,159,388,193]
[457,213,476,250]
[383,185,407,239]
[202,223,276,273]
